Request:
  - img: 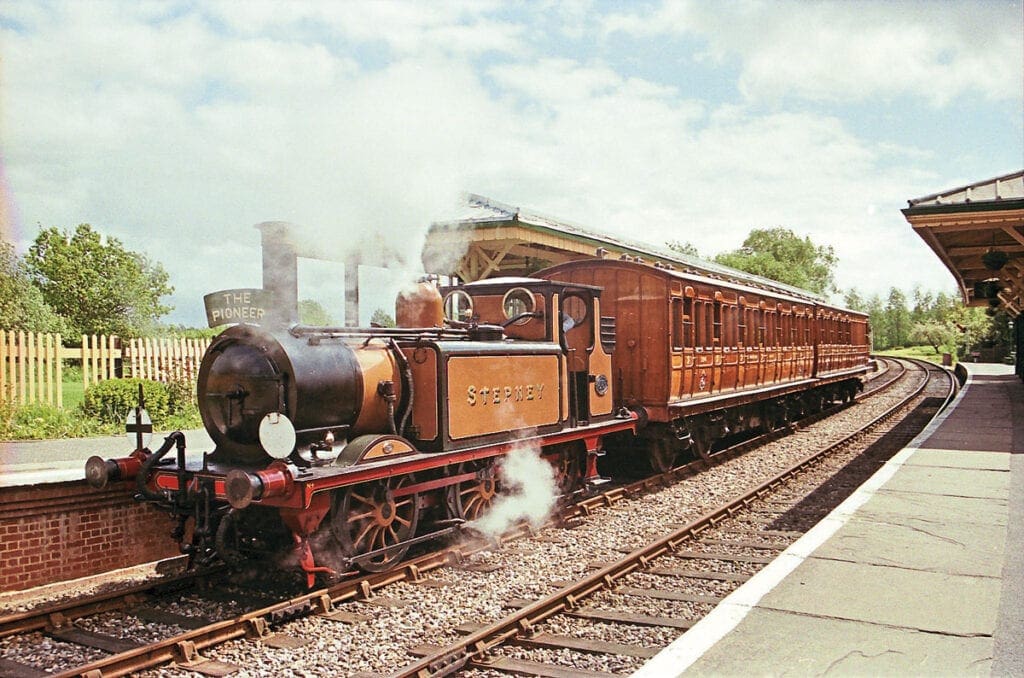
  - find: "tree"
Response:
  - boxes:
[885,287,909,348]
[714,228,837,296]
[666,240,700,258]
[843,287,867,312]
[370,308,396,327]
[863,293,886,349]
[298,299,333,325]
[908,320,954,353]
[0,241,70,334]
[26,224,173,337]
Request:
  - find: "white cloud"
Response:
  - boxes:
[0,0,1010,325]
[603,0,1023,106]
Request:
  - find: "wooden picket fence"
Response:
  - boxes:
[0,331,212,409]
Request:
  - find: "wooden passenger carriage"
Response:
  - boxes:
[534,259,870,465]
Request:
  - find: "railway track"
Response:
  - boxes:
[401,357,953,677]
[0,358,948,677]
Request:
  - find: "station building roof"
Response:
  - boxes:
[424,193,823,303]
[903,170,1024,315]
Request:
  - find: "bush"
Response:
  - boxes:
[0,401,111,440]
[163,377,202,431]
[165,378,197,415]
[80,378,170,426]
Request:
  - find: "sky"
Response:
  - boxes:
[1,0,1021,327]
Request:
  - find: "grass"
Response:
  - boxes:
[875,345,954,366]
[62,379,86,411]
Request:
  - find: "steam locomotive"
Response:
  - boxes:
[87,258,869,586]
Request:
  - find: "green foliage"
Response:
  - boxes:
[885,287,910,348]
[370,307,396,328]
[842,288,866,312]
[847,283,1004,356]
[155,324,219,340]
[875,345,948,366]
[0,375,204,440]
[714,227,837,295]
[0,401,112,440]
[299,299,334,325]
[0,241,71,334]
[164,377,199,418]
[908,320,955,353]
[666,240,700,258]
[26,224,173,337]
[80,378,170,426]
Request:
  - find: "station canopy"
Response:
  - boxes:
[424,193,822,302]
[904,170,1024,315]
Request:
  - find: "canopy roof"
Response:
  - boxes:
[425,194,823,302]
[903,170,1024,314]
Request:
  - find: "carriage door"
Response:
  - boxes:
[561,291,594,425]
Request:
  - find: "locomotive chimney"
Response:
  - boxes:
[257,221,299,326]
[395,278,443,327]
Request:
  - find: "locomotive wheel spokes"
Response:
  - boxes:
[447,461,498,522]
[551,447,584,494]
[331,476,420,572]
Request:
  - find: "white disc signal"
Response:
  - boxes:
[125,408,153,450]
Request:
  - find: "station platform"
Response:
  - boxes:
[634,362,1023,677]
[0,428,212,487]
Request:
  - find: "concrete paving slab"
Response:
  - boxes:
[857,487,1008,529]
[684,608,993,677]
[878,464,1009,499]
[814,514,1007,577]
[924,434,1012,452]
[902,448,1010,471]
[758,557,1001,636]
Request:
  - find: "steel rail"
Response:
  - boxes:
[394,359,950,677]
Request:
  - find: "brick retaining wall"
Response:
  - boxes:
[0,480,180,591]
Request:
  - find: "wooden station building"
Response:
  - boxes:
[903,170,1024,378]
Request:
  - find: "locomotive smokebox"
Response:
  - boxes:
[198,324,400,465]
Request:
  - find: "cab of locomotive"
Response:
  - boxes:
[441,278,617,424]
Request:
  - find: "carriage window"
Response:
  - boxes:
[723,306,734,347]
[713,302,722,345]
[502,287,535,324]
[696,301,712,349]
[443,290,474,323]
[683,298,694,348]
[672,298,684,351]
[706,303,715,348]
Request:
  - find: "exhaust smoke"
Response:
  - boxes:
[467,442,559,539]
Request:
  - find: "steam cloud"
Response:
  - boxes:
[468,443,559,539]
